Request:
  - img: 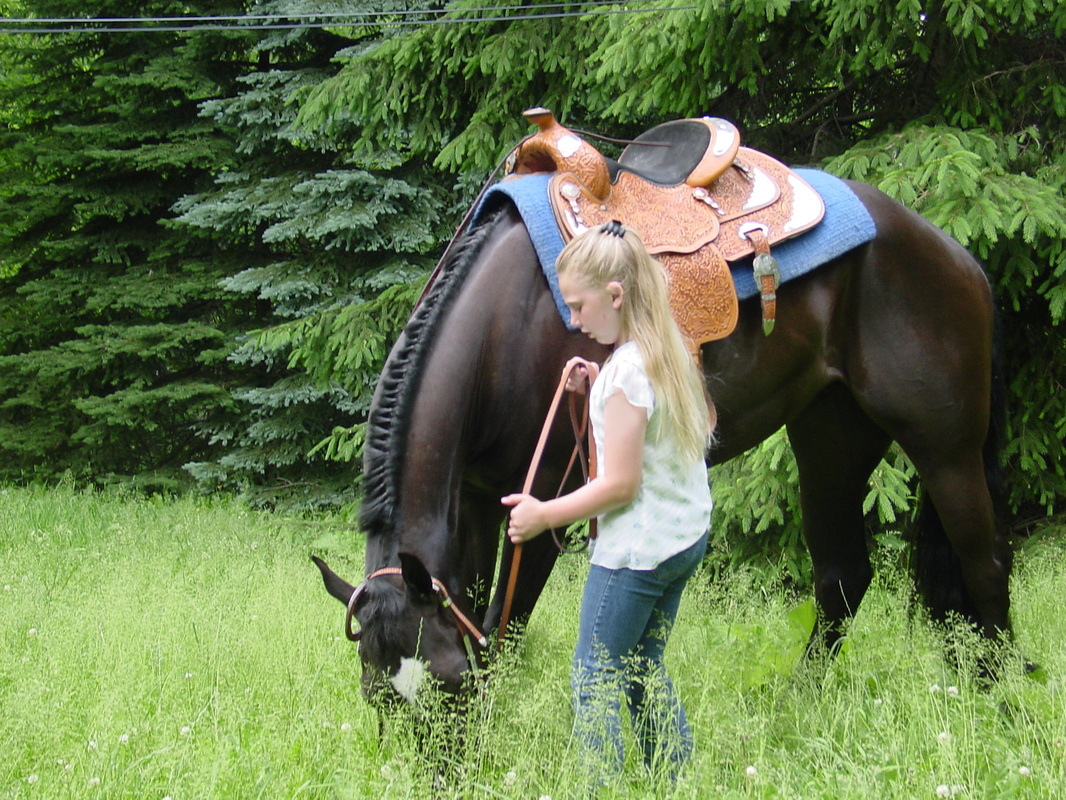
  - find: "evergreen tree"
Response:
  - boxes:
[0,1,258,489]
[176,1,451,509]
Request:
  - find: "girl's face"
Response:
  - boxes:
[559,272,625,345]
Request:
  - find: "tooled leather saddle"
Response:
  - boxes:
[507,108,826,351]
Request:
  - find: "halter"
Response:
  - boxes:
[344,567,490,678]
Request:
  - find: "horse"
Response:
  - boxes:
[313,164,1013,702]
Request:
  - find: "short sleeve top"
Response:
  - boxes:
[588,341,713,570]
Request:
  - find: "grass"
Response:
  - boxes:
[1,483,1064,799]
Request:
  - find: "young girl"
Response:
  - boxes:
[502,220,713,784]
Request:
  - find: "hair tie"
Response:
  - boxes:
[601,220,626,238]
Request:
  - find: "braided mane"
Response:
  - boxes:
[358,205,510,538]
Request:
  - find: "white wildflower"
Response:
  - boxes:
[936,785,951,798]
[946,685,959,697]
[504,770,517,786]
[929,683,942,694]
[938,731,950,743]
[745,765,758,779]
[1019,765,1031,777]
[340,722,352,733]
[180,726,191,736]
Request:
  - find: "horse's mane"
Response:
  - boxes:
[359,204,511,538]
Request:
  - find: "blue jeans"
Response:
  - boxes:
[571,534,707,784]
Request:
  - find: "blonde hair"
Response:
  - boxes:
[556,223,715,463]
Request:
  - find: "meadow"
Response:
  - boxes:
[1,484,1063,799]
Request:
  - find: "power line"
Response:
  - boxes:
[0,2,692,35]
[2,1,651,24]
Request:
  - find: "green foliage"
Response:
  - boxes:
[708,431,916,588]
[1,0,1064,534]
[0,2,257,490]
[172,5,450,509]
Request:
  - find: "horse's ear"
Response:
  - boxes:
[398,552,435,599]
[311,554,358,605]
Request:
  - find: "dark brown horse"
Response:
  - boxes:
[313,174,1012,700]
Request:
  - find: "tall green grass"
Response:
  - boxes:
[1,484,1063,799]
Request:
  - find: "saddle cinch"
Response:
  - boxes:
[507,108,826,351]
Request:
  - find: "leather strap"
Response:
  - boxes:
[498,357,599,644]
[743,225,780,335]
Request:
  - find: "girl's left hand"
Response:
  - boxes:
[501,493,548,543]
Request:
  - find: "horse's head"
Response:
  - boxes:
[311,554,486,702]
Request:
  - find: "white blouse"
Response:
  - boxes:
[588,341,713,570]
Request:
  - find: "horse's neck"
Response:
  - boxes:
[387,221,550,575]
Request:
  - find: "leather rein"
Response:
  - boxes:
[497,356,600,645]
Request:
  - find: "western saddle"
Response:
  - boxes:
[507,108,825,351]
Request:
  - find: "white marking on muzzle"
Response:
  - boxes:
[390,657,427,703]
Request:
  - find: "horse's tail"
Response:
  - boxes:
[911,322,1011,625]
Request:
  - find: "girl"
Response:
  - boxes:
[502,220,714,784]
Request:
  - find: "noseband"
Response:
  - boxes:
[345,567,489,677]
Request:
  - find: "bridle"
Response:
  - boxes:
[344,567,490,677]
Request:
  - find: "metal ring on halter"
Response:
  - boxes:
[345,584,368,642]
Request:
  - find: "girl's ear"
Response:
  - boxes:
[607,280,625,309]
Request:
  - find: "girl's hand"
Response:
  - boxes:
[501,493,548,543]
[564,358,590,394]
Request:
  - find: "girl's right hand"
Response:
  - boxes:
[501,493,548,543]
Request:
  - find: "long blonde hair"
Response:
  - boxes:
[556,222,714,463]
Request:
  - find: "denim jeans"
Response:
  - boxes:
[571,533,707,784]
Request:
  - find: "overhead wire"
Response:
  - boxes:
[0,1,694,35]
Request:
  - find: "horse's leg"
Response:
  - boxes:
[904,446,1011,639]
[786,382,891,655]
[839,186,1011,642]
[457,491,505,619]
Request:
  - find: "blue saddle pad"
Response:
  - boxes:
[472,169,876,329]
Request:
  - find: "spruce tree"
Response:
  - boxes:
[0,1,256,488]
[176,1,451,509]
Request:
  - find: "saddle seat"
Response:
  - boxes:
[614,117,741,188]
[507,108,826,350]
